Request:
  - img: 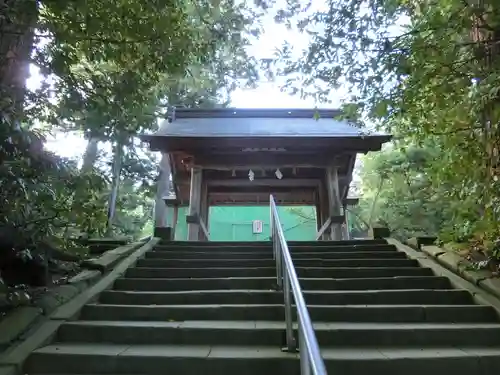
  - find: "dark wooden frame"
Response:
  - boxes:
[144,108,391,241]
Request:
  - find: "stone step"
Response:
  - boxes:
[57,320,500,347]
[152,243,395,253]
[113,275,452,292]
[145,250,405,260]
[80,304,497,323]
[155,239,387,248]
[125,266,434,279]
[135,258,418,268]
[98,289,473,306]
[24,343,500,375]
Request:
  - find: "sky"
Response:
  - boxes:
[27,0,347,160]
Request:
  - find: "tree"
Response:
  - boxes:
[1,0,263,235]
[279,0,500,251]
[0,0,265,291]
[354,143,452,240]
[43,0,262,231]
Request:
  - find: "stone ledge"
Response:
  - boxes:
[368,226,390,239]
[68,270,101,287]
[51,237,160,321]
[36,241,142,316]
[421,245,446,258]
[0,321,62,368]
[36,285,80,316]
[0,240,144,355]
[479,278,500,300]
[80,242,142,273]
[0,307,42,347]
[388,238,500,314]
[436,251,466,272]
[407,236,437,250]
[423,244,500,291]
[461,268,492,285]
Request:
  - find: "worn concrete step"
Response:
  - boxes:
[155,239,387,248]
[147,250,273,259]
[135,258,417,268]
[145,250,405,260]
[113,275,451,292]
[149,247,400,258]
[57,321,500,347]
[25,344,298,375]
[24,343,500,375]
[152,243,395,253]
[126,266,433,279]
[99,289,473,306]
[81,303,497,322]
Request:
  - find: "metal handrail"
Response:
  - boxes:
[269,195,328,375]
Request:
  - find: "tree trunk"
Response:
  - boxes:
[0,0,38,117]
[81,138,99,172]
[107,141,123,234]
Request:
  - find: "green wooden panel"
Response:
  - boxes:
[170,206,317,241]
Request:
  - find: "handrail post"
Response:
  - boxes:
[269,194,328,375]
[275,226,283,289]
[299,323,311,375]
[270,201,274,258]
[283,271,296,351]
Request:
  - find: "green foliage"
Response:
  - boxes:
[0,0,264,270]
[33,0,262,139]
[353,144,450,239]
[280,0,500,253]
[112,179,154,238]
[0,125,109,244]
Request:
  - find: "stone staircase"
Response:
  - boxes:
[24,239,500,374]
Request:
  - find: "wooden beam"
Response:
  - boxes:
[193,154,344,169]
[195,163,331,171]
[315,216,344,241]
[148,136,390,154]
[172,205,179,240]
[208,191,316,205]
[317,179,329,240]
[316,217,332,241]
[326,166,343,240]
[185,212,209,240]
[168,152,183,205]
[314,188,321,232]
[154,153,171,228]
[199,181,209,241]
[179,175,349,185]
[344,197,360,206]
[341,153,357,199]
[199,217,210,241]
[343,208,350,240]
[163,196,180,206]
[187,166,202,240]
[209,201,314,206]
[206,179,321,188]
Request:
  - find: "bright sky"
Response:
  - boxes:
[27,0,348,160]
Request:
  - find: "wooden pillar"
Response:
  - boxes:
[154,153,171,228]
[172,205,179,240]
[315,203,322,233]
[318,180,329,240]
[342,204,350,240]
[326,166,343,240]
[199,181,209,241]
[187,166,203,241]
